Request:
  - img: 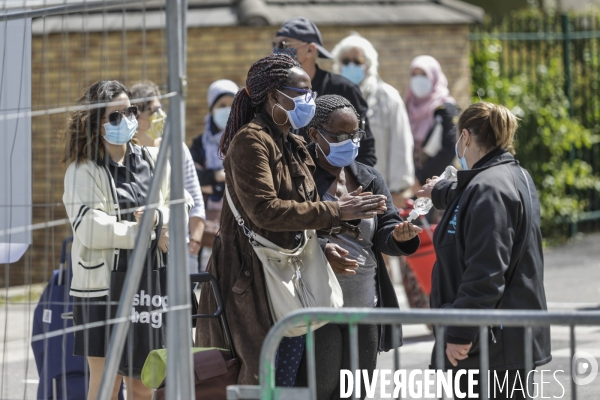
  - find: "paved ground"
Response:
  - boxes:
[375,233,600,400]
[0,234,599,399]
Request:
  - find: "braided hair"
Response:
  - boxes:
[219,54,300,156]
[307,94,359,131]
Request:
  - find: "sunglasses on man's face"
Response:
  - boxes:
[341,58,365,66]
[104,106,138,126]
[272,40,306,50]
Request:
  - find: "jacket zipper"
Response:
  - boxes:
[490,326,497,344]
[104,164,121,270]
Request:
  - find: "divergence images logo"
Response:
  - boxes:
[572,351,598,386]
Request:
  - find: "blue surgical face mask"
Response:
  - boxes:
[212,106,231,131]
[273,46,298,61]
[276,90,316,129]
[103,114,138,145]
[341,63,366,86]
[455,131,469,170]
[317,131,360,168]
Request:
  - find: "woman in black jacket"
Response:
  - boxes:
[418,102,552,399]
[295,95,421,398]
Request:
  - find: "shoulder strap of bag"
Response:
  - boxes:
[225,184,259,244]
[495,166,533,309]
[225,185,305,251]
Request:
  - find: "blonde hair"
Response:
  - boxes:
[457,102,518,154]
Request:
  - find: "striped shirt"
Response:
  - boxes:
[183,144,206,220]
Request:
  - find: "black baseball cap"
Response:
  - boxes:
[276,17,333,59]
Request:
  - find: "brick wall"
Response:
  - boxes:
[5,23,471,287]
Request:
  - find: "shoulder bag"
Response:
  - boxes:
[225,185,343,337]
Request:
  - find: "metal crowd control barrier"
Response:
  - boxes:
[227,308,600,400]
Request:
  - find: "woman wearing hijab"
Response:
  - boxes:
[405,55,459,195]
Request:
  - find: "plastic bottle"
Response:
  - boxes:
[406,165,458,222]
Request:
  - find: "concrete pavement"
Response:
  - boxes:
[0,234,599,399]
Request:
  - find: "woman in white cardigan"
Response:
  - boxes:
[62,80,191,400]
[332,34,415,201]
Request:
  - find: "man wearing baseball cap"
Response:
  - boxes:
[273,17,377,167]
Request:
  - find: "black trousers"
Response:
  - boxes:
[296,323,379,400]
[458,369,529,399]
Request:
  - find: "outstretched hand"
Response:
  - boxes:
[392,221,422,242]
[416,176,442,199]
[325,243,358,276]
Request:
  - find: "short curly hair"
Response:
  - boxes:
[307,94,359,131]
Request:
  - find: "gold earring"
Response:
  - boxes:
[271,103,289,126]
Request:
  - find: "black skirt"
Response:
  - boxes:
[72,295,112,358]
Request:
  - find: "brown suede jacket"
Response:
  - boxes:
[196,112,341,384]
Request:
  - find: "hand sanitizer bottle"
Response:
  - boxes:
[406,166,458,222]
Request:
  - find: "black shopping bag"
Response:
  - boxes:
[110,210,167,379]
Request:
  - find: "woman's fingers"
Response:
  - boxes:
[331,265,357,276]
[446,343,471,367]
[446,347,458,367]
[326,244,359,268]
[333,244,349,256]
[348,186,363,196]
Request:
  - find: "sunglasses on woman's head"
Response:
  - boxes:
[105,106,138,126]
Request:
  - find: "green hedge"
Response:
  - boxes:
[471,32,600,240]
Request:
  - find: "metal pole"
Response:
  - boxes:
[562,13,578,237]
[166,0,195,399]
[524,326,533,400]
[305,325,317,400]
[97,125,172,400]
[479,326,489,400]
[562,13,573,118]
[349,323,359,400]
[1,0,144,21]
[570,325,577,400]
[435,325,446,400]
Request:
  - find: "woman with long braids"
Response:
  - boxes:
[296,95,421,398]
[195,54,389,386]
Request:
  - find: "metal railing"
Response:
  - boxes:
[1,1,196,399]
[227,308,600,400]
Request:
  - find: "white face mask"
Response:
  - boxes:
[410,75,433,99]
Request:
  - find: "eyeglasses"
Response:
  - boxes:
[103,106,138,126]
[341,57,365,66]
[318,128,365,143]
[281,86,318,102]
[148,106,161,115]
[272,40,306,50]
